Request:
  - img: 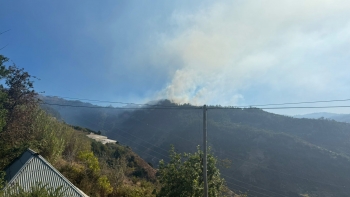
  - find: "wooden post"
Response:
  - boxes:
[203,105,208,197]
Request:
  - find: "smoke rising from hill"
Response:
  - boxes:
[151,0,350,106]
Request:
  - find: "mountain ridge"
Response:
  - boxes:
[40,97,350,197]
[294,112,350,123]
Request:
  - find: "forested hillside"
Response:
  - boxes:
[0,55,237,197]
[40,96,126,132]
[0,55,156,197]
[45,98,350,197]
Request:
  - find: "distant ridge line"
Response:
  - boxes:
[41,102,350,110]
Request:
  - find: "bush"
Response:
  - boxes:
[1,183,64,197]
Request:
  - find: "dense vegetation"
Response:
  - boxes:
[158,146,225,197]
[44,98,350,196]
[0,55,158,197]
[0,55,231,197]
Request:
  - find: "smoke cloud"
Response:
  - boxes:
[152,0,350,106]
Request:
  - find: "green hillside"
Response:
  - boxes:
[40,96,124,131]
[0,55,157,197]
[1,55,235,197]
[44,99,350,196]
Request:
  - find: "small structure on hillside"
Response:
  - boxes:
[4,149,88,197]
[86,133,117,144]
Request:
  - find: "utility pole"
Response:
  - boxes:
[203,105,208,197]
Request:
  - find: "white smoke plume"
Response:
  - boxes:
[152,0,350,106]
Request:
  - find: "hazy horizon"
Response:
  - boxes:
[2,0,350,116]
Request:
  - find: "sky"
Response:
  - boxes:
[1,0,350,115]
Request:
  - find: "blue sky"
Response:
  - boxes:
[1,0,350,115]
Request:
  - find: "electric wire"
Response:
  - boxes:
[41,102,201,110]
[209,105,350,110]
[239,98,350,107]
[41,102,350,110]
[40,95,350,192]
[42,95,201,108]
[43,94,350,108]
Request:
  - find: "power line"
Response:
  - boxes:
[43,94,350,108]
[42,98,350,187]
[41,102,201,110]
[42,102,350,110]
[42,95,201,108]
[239,98,350,107]
[209,105,350,110]
[40,95,350,192]
[0,44,8,51]
[0,29,10,35]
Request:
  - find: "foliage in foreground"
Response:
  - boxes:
[1,182,64,197]
[0,54,157,197]
[158,146,225,197]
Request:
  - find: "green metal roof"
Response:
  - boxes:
[4,149,89,197]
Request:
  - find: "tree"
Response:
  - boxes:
[4,65,37,120]
[1,63,38,139]
[158,146,225,197]
[78,151,101,176]
[0,55,9,132]
[0,55,39,169]
[0,55,9,78]
[97,175,113,196]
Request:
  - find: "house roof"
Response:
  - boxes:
[4,148,89,197]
